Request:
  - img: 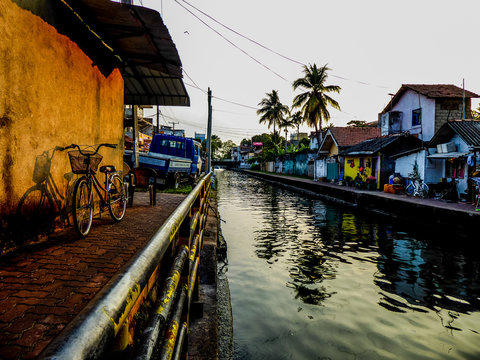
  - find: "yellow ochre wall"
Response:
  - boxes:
[329,143,338,157]
[0,0,124,245]
[344,155,381,188]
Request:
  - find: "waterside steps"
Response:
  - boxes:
[39,173,213,360]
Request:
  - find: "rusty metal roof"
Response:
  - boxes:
[429,120,480,148]
[340,135,400,155]
[61,0,189,106]
[340,134,423,156]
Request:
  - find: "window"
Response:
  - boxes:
[412,108,422,126]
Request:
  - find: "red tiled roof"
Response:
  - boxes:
[403,84,479,98]
[328,127,381,147]
[381,84,480,114]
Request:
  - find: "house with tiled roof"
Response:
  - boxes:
[379,84,479,141]
[340,134,423,189]
[315,127,380,181]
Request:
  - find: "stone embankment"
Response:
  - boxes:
[243,170,480,236]
[188,195,233,360]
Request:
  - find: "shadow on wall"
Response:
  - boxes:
[1,146,75,255]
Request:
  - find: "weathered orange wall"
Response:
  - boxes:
[0,0,124,248]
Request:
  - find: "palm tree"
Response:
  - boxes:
[292,64,341,146]
[289,110,303,141]
[257,90,289,136]
[280,116,293,153]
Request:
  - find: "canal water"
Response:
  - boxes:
[215,170,480,360]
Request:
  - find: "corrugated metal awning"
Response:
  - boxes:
[63,0,189,106]
[427,152,470,159]
[122,65,189,106]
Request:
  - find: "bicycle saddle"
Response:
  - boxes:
[99,165,116,173]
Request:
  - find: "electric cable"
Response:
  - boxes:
[177,0,390,90]
[179,0,305,67]
[174,0,289,82]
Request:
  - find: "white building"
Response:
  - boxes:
[379,84,479,142]
[381,84,479,188]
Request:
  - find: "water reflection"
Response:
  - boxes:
[246,175,480,317]
[217,170,480,359]
[375,230,480,316]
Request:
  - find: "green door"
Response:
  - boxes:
[327,162,339,181]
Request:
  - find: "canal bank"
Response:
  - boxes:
[217,169,480,359]
[188,193,233,360]
[242,170,480,236]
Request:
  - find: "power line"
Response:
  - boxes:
[179,0,305,67]
[174,0,289,82]
[145,109,266,135]
[177,0,390,90]
[184,82,259,110]
[213,109,255,116]
[183,68,206,93]
[212,95,258,110]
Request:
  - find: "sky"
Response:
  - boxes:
[136,0,480,145]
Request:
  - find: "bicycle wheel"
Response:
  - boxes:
[108,174,127,221]
[405,183,414,196]
[72,177,93,237]
[420,183,429,198]
[16,185,55,239]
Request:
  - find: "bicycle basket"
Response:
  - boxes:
[68,150,103,174]
[32,152,52,184]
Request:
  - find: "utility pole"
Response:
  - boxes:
[122,0,140,167]
[206,88,213,173]
[156,105,160,134]
[170,121,179,133]
[132,105,139,167]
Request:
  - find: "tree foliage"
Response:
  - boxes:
[299,137,310,148]
[347,120,367,127]
[292,63,341,144]
[257,90,289,134]
[219,140,236,160]
[472,104,480,120]
[289,110,303,137]
[202,134,223,160]
[240,138,252,146]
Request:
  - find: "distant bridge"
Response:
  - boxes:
[212,160,240,169]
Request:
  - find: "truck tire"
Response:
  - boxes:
[171,172,180,189]
[189,172,198,186]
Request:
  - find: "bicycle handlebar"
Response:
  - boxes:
[64,143,117,156]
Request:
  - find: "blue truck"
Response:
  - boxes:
[125,134,203,188]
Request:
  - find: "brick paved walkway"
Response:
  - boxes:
[0,192,186,360]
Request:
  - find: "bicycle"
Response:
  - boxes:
[16,146,73,240]
[66,143,127,237]
[405,179,429,198]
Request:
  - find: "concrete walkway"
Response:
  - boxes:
[0,192,186,360]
